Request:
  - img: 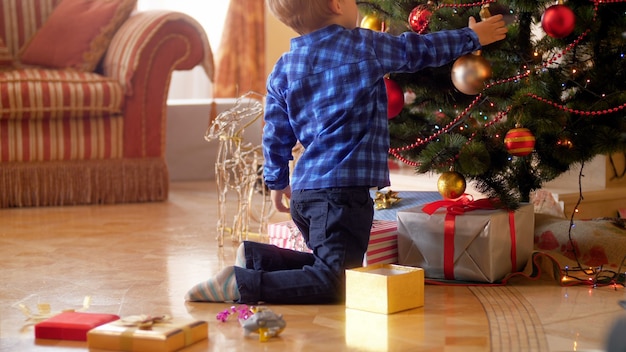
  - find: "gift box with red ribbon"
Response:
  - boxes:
[397,197,534,283]
[87,315,208,352]
[268,220,398,266]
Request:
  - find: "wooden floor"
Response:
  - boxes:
[1,180,624,352]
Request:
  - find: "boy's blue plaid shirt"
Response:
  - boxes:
[263,24,480,192]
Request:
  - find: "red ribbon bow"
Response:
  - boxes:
[421,195,517,281]
[422,195,500,215]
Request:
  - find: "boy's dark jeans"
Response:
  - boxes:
[234,186,374,304]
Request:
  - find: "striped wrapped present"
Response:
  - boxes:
[267,220,398,266]
[267,220,311,253]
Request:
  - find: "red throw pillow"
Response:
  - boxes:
[18,0,136,71]
[0,38,13,67]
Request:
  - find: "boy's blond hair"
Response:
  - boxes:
[266,0,336,35]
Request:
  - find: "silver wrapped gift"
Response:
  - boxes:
[397,201,534,283]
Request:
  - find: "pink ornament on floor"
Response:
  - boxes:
[216,305,253,322]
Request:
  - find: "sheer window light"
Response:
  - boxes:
[137,1,230,100]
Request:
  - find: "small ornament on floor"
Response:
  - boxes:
[217,305,286,342]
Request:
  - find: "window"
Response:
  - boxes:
[136,1,230,99]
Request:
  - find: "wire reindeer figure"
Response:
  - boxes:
[205,92,271,246]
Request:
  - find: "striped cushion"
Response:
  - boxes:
[0,68,125,162]
[0,0,63,57]
[0,114,124,162]
[18,0,137,71]
[0,68,124,120]
[0,38,13,67]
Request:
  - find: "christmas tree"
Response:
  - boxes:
[358,0,626,208]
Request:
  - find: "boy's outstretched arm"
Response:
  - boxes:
[468,14,508,46]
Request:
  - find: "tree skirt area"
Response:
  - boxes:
[421,190,626,287]
[515,214,626,287]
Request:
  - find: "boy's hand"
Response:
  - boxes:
[271,186,291,213]
[468,14,508,46]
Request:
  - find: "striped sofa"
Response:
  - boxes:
[0,1,214,207]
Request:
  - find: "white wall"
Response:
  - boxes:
[165,8,296,181]
[264,8,297,77]
[166,99,263,181]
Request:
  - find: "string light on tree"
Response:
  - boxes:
[557,136,574,149]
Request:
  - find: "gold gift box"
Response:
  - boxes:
[345,263,424,314]
[87,318,208,352]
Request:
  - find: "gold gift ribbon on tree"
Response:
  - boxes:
[374,190,402,210]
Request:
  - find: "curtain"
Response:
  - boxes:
[213,0,266,98]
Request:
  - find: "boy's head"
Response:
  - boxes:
[266,0,358,35]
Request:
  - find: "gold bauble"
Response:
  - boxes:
[360,14,384,31]
[437,171,467,199]
[451,52,492,95]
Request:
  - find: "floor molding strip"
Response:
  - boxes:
[469,286,550,352]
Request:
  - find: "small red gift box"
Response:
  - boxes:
[34,311,120,341]
[268,220,398,266]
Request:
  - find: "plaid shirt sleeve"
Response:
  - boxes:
[262,77,297,191]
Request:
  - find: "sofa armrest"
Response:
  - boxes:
[103,10,214,94]
[102,10,214,159]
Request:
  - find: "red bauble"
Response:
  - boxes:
[541,4,576,39]
[504,128,536,156]
[408,5,432,33]
[384,77,404,119]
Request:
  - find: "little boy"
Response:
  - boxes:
[186,0,507,304]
